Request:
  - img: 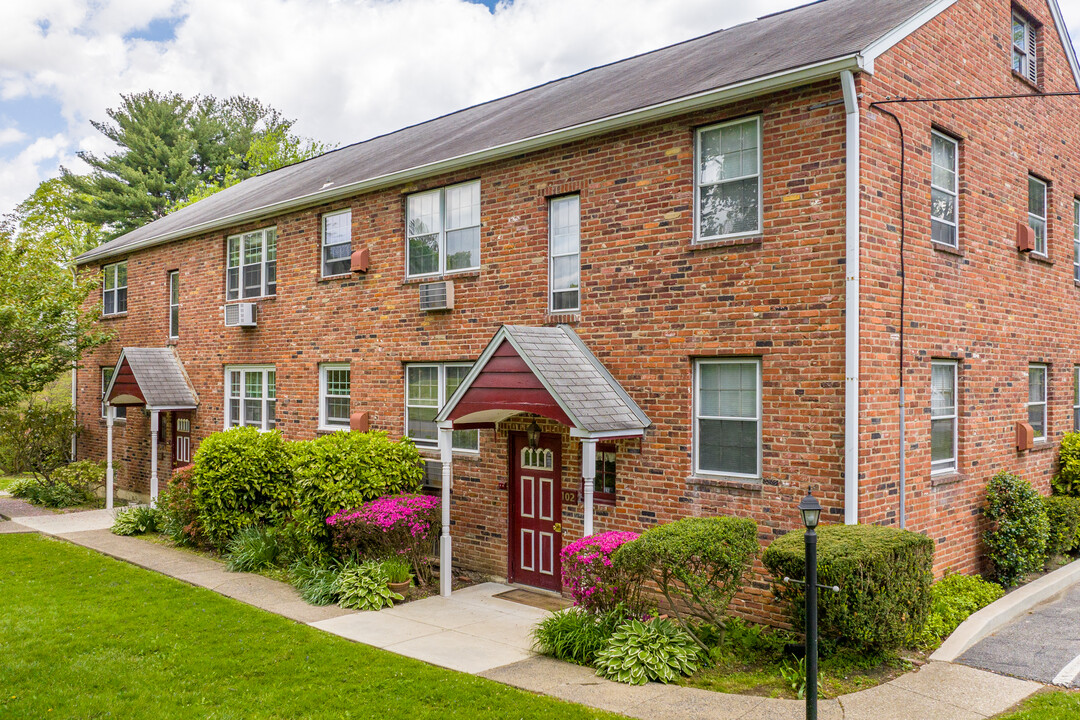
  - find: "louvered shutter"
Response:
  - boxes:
[1027,24,1038,84]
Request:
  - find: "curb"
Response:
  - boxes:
[932,557,1080,662]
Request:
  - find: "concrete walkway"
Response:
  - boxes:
[0,508,1049,720]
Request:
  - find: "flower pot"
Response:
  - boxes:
[388,581,410,600]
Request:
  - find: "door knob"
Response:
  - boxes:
[553,523,562,533]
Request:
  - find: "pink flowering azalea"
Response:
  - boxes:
[561,530,641,614]
[326,494,441,585]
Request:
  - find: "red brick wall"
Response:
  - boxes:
[77,78,849,621]
[857,0,1080,574]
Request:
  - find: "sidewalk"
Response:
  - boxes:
[1,508,1047,720]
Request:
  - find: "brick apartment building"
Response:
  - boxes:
[75,0,1080,602]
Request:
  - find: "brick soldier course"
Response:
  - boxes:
[74,0,1080,616]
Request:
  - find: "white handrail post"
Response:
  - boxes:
[149,409,160,508]
[106,404,115,511]
[580,438,597,536]
[438,421,454,598]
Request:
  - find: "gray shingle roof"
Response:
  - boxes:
[117,348,198,409]
[77,0,943,265]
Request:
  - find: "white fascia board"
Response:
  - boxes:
[569,428,646,439]
[860,0,957,70]
[77,54,865,266]
[1048,0,1080,90]
[101,349,128,403]
[435,326,512,423]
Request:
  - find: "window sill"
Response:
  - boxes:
[227,295,276,303]
[547,312,580,324]
[687,475,763,491]
[100,312,128,320]
[1025,252,1053,266]
[1025,439,1056,453]
[1011,70,1040,92]
[99,417,127,424]
[930,471,966,488]
[691,234,762,252]
[417,447,483,461]
[318,273,355,284]
[316,426,351,434]
[402,270,480,286]
[932,241,963,257]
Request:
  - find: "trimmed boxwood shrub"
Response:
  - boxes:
[613,516,758,649]
[983,471,1049,586]
[1045,495,1080,556]
[290,431,424,551]
[762,524,934,653]
[190,427,296,549]
[1053,432,1080,496]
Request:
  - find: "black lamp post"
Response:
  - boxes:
[798,492,822,720]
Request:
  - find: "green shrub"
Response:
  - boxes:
[158,466,204,546]
[111,506,161,536]
[908,572,1004,649]
[613,516,758,649]
[225,526,282,572]
[9,460,103,508]
[332,559,401,611]
[594,617,702,685]
[289,560,340,606]
[1044,495,1080,556]
[532,607,628,666]
[291,431,425,551]
[762,524,934,653]
[0,400,79,482]
[190,428,295,549]
[983,471,1049,586]
[1053,432,1080,496]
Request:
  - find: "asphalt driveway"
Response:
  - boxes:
[958,582,1080,687]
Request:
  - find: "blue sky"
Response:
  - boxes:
[2,0,1080,217]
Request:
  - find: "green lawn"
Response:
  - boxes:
[995,689,1080,719]
[0,534,622,720]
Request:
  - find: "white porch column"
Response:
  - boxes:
[580,437,597,537]
[149,409,159,507]
[437,421,454,598]
[106,405,115,510]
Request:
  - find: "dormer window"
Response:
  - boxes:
[1012,12,1037,84]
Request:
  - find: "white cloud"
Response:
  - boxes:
[0,127,27,146]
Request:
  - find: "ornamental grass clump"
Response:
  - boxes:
[327,493,439,585]
[560,530,643,614]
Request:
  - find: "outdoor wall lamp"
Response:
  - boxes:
[526,420,541,448]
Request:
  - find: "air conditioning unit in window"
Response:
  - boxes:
[418,280,454,311]
[224,303,258,327]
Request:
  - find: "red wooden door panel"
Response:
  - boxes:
[173,412,192,467]
[509,432,562,591]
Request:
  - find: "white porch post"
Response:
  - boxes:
[149,410,160,507]
[581,437,597,536]
[106,405,115,510]
[438,421,454,598]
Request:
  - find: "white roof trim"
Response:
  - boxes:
[101,350,128,405]
[1048,0,1080,90]
[860,0,957,72]
[77,54,864,265]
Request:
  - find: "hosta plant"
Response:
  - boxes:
[111,506,161,536]
[332,560,402,611]
[594,617,702,685]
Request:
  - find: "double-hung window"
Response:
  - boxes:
[549,194,580,312]
[695,116,762,241]
[930,132,959,247]
[227,228,277,300]
[101,367,127,419]
[1028,176,1047,256]
[1013,13,1037,84]
[405,363,478,451]
[1029,363,1047,441]
[103,262,127,315]
[225,366,276,431]
[168,271,180,338]
[931,361,958,474]
[319,363,351,430]
[1073,200,1079,282]
[693,358,760,478]
[322,210,352,277]
[406,181,480,277]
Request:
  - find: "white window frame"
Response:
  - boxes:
[549,194,581,313]
[1029,363,1048,442]
[319,363,351,431]
[930,360,958,475]
[694,115,763,243]
[1013,13,1037,84]
[404,362,479,452]
[930,131,959,248]
[226,227,277,300]
[692,358,762,480]
[102,261,127,316]
[405,180,481,278]
[1028,176,1047,257]
[1073,199,1078,282]
[321,210,352,278]
[168,270,180,339]
[101,367,127,420]
[224,365,277,431]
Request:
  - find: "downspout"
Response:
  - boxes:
[841,69,860,525]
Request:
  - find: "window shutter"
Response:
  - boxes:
[1027,26,1038,84]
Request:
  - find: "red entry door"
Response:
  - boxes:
[173,412,192,467]
[509,432,562,591]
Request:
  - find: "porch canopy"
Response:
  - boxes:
[433,324,650,596]
[103,347,198,508]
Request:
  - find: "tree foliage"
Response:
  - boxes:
[63,91,330,236]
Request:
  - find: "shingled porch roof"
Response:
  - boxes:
[436,325,650,437]
[104,347,198,410]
